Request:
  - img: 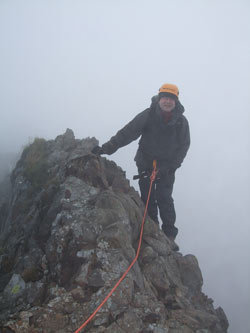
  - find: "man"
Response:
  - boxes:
[92,83,190,249]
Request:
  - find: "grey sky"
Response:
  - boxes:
[0,1,250,332]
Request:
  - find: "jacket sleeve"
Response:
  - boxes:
[101,109,149,155]
[170,116,190,169]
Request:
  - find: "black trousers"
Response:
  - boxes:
[138,170,178,239]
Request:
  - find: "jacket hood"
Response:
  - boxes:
[150,95,185,126]
[150,95,185,114]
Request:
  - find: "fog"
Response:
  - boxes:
[0,1,249,331]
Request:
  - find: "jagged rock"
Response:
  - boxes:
[177,254,203,295]
[3,274,26,298]
[215,307,229,331]
[0,129,229,332]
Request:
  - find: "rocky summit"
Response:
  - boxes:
[0,129,229,333]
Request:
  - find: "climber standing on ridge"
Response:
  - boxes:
[92,83,190,250]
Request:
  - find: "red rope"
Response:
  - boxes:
[74,160,157,333]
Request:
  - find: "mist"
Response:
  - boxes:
[0,1,249,332]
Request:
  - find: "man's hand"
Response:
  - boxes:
[91,145,105,155]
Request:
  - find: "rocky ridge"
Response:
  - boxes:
[0,129,229,332]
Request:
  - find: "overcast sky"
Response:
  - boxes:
[0,1,250,332]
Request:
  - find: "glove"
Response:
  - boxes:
[91,145,104,155]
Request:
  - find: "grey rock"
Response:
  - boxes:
[0,130,229,332]
[216,307,229,331]
[4,274,26,298]
[177,254,203,294]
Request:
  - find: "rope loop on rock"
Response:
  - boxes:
[75,160,157,333]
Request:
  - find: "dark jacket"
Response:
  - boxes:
[102,95,190,172]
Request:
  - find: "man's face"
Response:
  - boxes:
[159,96,176,112]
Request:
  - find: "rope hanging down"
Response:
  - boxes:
[74,160,157,333]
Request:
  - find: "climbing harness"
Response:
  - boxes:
[74,160,158,333]
[133,169,161,182]
[133,170,151,180]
